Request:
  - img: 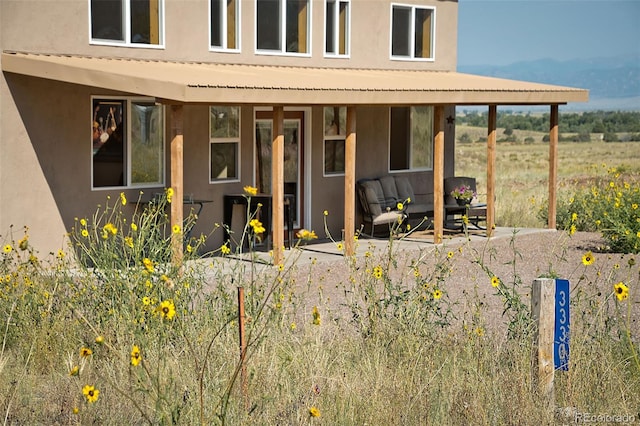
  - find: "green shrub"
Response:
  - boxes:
[540,166,640,253]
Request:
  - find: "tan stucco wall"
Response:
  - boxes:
[1,0,460,254]
[1,74,104,252]
[0,0,458,71]
[0,78,456,255]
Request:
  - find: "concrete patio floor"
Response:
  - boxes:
[199,226,557,271]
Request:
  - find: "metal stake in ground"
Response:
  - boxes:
[237,287,249,410]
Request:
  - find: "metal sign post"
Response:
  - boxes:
[554,279,570,371]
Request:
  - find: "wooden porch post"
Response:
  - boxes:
[486,105,497,236]
[344,106,356,256]
[548,105,559,229]
[170,105,184,265]
[433,105,445,244]
[272,106,285,265]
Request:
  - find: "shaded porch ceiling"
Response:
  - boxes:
[2,51,589,106]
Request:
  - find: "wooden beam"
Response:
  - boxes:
[344,107,356,256]
[170,104,184,265]
[486,105,497,236]
[531,278,556,409]
[272,106,285,265]
[433,106,445,244]
[548,105,559,229]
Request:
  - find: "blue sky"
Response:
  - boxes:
[457,0,640,66]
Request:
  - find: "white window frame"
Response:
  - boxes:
[323,106,346,176]
[389,3,436,61]
[388,106,434,173]
[209,106,241,184]
[91,96,166,190]
[255,0,312,56]
[209,0,241,52]
[324,0,350,58]
[89,0,165,48]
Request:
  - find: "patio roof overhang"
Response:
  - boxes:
[1,51,588,105]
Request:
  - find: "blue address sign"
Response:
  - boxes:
[554,279,570,371]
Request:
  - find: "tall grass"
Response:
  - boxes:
[456,140,640,229]
[1,183,639,424]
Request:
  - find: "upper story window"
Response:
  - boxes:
[210,0,240,51]
[256,0,311,55]
[389,106,433,172]
[210,106,241,182]
[325,0,350,57]
[92,97,165,189]
[390,4,434,61]
[90,0,164,47]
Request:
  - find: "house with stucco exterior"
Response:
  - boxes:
[0,0,587,263]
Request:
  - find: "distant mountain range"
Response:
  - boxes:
[458,54,640,111]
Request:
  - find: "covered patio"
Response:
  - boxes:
[2,51,589,265]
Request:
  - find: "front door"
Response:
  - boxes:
[255,110,304,232]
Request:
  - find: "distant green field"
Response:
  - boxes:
[455,136,640,227]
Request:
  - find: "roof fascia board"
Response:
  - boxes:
[2,52,589,105]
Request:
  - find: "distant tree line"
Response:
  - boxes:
[457,110,640,142]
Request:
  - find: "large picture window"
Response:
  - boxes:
[256,0,310,54]
[325,0,349,56]
[211,0,239,51]
[389,106,433,171]
[90,0,164,46]
[390,4,434,60]
[323,107,346,175]
[92,98,165,188]
[210,106,240,182]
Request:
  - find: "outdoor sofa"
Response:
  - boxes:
[357,176,433,236]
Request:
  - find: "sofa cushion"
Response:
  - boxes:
[379,175,399,209]
[406,203,433,216]
[360,180,384,217]
[394,176,415,203]
[371,210,405,226]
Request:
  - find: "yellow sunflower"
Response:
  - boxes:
[372,266,383,279]
[131,345,142,366]
[156,300,176,320]
[581,251,595,266]
[143,258,154,273]
[243,185,258,196]
[312,306,321,326]
[614,282,629,301]
[491,276,500,288]
[82,385,99,403]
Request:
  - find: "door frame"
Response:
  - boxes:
[253,107,311,232]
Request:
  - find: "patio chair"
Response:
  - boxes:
[444,176,487,230]
[357,178,406,236]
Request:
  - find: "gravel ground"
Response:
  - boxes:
[284,230,640,334]
[203,229,638,335]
